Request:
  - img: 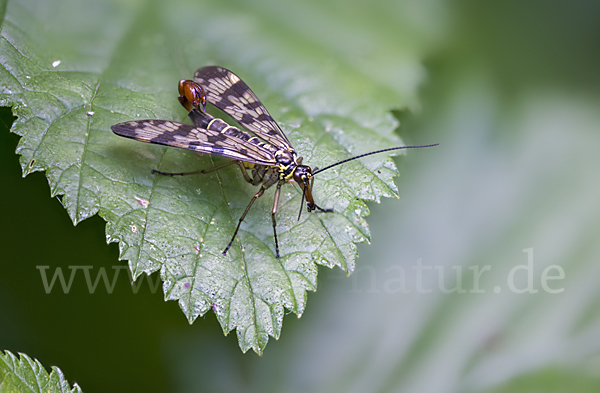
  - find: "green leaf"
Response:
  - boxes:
[0,350,82,393]
[0,0,423,353]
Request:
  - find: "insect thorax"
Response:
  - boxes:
[275,150,299,182]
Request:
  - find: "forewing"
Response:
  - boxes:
[111,120,277,165]
[194,66,293,150]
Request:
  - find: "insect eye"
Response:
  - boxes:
[292,170,303,184]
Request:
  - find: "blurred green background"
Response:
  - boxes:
[2,0,600,392]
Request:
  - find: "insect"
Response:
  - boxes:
[111,66,438,258]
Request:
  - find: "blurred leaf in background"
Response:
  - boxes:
[2,0,600,392]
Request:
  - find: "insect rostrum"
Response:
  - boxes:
[111,66,437,258]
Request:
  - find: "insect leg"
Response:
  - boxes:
[312,204,333,213]
[237,162,254,184]
[236,162,269,186]
[152,160,237,176]
[271,183,283,258]
[223,186,266,256]
[307,176,333,213]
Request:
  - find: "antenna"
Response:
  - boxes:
[311,144,439,176]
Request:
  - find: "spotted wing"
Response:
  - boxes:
[111,119,277,166]
[194,66,293,150]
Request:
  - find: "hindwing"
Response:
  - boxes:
[194,66,293,151]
